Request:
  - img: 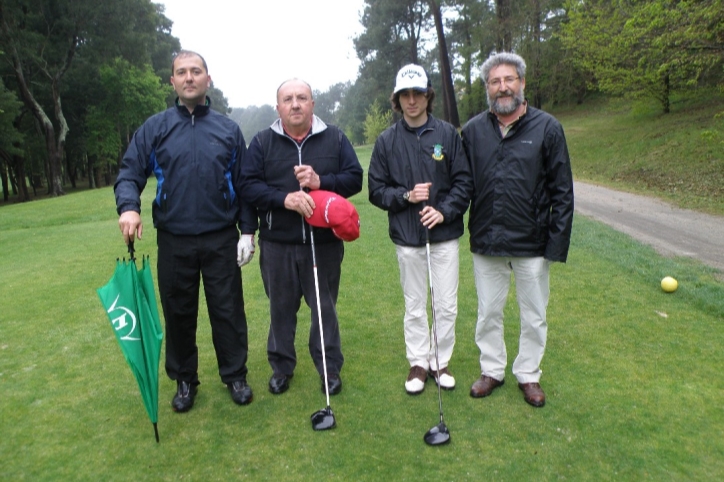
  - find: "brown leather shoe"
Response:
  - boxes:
[518,382,546,407]
[469,375,504,398]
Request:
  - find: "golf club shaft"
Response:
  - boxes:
[425,229,445,424]
[310,227,332,408]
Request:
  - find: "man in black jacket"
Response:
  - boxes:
[115,50,255,413]
[369,64,472,395]
[461,52,574,408]
[240,79,363,397]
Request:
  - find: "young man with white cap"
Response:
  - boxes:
[368,64,472,394]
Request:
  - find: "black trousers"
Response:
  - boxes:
[157,226,248,385]
[259,238,344,377]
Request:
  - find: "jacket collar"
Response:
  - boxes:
[400,114,436,133]
[175,96,212,117]
[270,115,328,138]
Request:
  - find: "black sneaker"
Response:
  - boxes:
[228,380,253,405]
[172,380,197,413]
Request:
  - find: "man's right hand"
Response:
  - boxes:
[119,211,143,245]
[284,191,316,218]
[409,182,432,204]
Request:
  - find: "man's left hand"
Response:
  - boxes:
[294,165,321,190]
[237,234,255,267]
[420,205,444,229]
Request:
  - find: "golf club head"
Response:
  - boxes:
[311,407,336,431]
[424,422,450,446]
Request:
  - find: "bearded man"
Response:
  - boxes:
[461,52,574,408]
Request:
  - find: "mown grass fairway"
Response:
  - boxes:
[2,105,724,480]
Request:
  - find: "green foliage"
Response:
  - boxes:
[313,82,351,127]
[86,106,122,167]
[206,84,230,114]
[457,77,487,122]
[0,0,182,193]
[85,58,169,170]
[363,100,393,144]
[0,79,23,157]
[560,0,724,113]
[100,58,169,131]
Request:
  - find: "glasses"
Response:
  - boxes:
[487,76,519,88]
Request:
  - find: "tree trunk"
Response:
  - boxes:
[0,155,9,201]
[496,0,512,52]
[428,0,460,127]
[531,0,542,109]
[49,80,69,195]
[87,153,96,189]
[66,151,76,189]
[13,155,30,202]
[663,73,670,114]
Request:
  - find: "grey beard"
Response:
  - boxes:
[488,89,525,115]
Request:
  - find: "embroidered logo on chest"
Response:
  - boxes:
[432,144,444,161]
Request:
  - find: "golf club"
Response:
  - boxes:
[308,226,337,431]
[423,227,451,446]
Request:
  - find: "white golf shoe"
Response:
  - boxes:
[429,367,456,390]
[405,365,428,395]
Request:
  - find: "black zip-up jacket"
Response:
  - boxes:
[461,106,574,262]
[368,115,472,247]
[240,116,363,245]
[114,99,255,235]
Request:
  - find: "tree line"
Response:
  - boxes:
[1,0,722,202]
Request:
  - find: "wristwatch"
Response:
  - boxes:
[403,191,410,202]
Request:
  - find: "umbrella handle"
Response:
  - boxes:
[128,241,136,261]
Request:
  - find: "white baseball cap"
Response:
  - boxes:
[394,64,429,94]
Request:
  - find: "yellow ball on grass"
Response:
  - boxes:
[661,276,678,293]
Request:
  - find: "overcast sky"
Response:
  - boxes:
[156,0,366,108]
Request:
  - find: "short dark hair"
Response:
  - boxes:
[171,50,208,75]
[389,86,436,114]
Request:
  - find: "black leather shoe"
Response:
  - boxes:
[268,374,292,394]
[228,380,253,405]
[172,380,197,413]
[323,374,342,396]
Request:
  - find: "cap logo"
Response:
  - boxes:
[400,68,423,80]
[323,196,336,224]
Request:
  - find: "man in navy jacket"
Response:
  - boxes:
[115,50,255,413]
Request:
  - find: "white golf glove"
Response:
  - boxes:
[237,234,255,267]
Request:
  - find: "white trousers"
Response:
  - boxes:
[396,239,459,371]
[472,255,550,384]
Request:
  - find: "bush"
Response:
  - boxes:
[363,100,392,144]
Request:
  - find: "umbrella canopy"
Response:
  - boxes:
[97,249,163,442]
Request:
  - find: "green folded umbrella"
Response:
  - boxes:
[97,244,163,442]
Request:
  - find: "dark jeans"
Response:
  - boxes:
[157,226,249,385]
[259,238,344,377]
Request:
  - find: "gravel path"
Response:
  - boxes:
[574,181,724,273]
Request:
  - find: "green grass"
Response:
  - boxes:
[1,146,724,481]
[554,91,724,215]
